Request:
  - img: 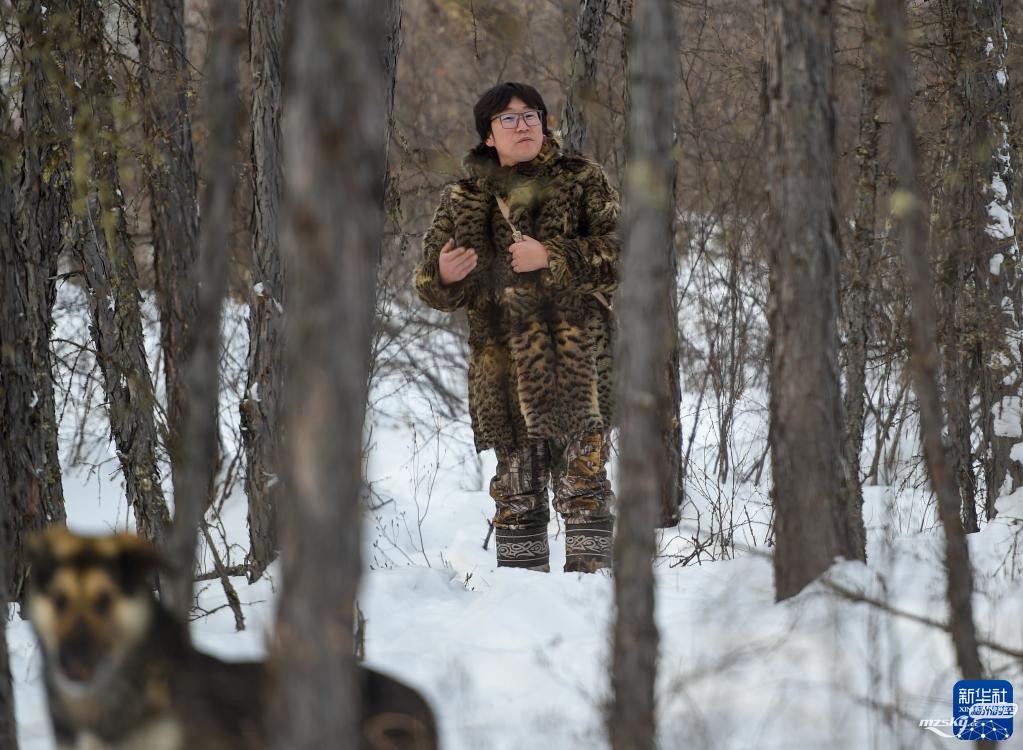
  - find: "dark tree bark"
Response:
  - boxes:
[660,113,684,531]
[162,0,243,620]
[137,0,203,524]
[0,503,17,749]
[561,0,609,155]
[67,0,171,546]
[938,274,978,532]
[0,13,67,607]
[384,0,402,161]
[269,0,386,746]
[609,0,677,746]
[936,0,1021,525]
[975,0,1023,517]
[877,0,987,701]
[660,267,685,529]
[933,79,978,537]
[766,0,866,602]
[242,0,286,581]
[15,0,68,533]
[840,0,883,557]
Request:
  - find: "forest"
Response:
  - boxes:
[1,0,1022,748]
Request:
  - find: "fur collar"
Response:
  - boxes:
[462,135,562,195]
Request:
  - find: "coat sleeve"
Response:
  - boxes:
[414,185,468,312]
[542,162,621,296]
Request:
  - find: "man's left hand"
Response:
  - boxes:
[508,235,549,273]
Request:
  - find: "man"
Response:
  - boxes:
[414,82,621,573]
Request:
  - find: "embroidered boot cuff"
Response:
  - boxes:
[495,526,550,571]
[564,519,613,573]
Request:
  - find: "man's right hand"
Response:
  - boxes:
[438,238,477,285]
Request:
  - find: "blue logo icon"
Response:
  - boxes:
[952,680,1015,741]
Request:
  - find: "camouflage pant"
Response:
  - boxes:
[489,429,615,529]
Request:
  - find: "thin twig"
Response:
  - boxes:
[200,522,246,631]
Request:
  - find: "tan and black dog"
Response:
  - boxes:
[25,528,437,749]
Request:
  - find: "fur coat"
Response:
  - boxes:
[414,136,621,453]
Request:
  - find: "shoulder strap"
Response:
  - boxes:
[592,291,613,311]
[496,195,614,314]
[494,195,523,242]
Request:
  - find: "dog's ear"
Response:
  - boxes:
[111,534,164,594]
[25,529,59,592]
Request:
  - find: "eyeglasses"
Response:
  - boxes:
[491,109,543,129]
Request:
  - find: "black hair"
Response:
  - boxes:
[472,82,551,158]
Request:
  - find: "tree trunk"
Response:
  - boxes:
[269,0,386,746]
[609,0,677,746]
[0,13,67,607]
[934,0,1023,530]
[137,0,203,525]
[561,0,609,156]
[877,0,988,702]
[941,294,979,531]
[840,0,883,558]
[15,0,68,533]
[661,274,684,529]
[68,0,172,546]
[615,0,683,528]
[933,97,978,530]
[162,0,242,621]
[766,0,865,602]
[242,0,286,581]
[939,0,1021,522]
[384,0,402,163]
[660,136,683,529]
[0,500,17,749]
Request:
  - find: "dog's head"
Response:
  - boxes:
[25,528,163,689]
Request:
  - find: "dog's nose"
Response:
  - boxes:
[59,654,94,682]
[58,621,103,683]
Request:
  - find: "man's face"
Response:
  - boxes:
[485,97,544,167]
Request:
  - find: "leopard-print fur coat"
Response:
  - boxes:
[414,136,621,453]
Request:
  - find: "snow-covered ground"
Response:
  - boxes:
[9,288,1023,749]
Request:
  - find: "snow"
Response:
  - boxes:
[8,288,1023,749]
[987,176,1014,241]
[993,397,1023,439]
[987,122,1019,255]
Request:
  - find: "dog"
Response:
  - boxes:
[24,527,438,749]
